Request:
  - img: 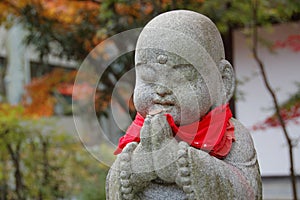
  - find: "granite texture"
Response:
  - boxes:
[106,10,262,200]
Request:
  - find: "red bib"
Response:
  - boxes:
[114,104,235,159]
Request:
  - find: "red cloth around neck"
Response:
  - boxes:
[114,104,235,159]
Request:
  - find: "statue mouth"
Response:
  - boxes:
[153,100,175,107]
[149,102,175,116]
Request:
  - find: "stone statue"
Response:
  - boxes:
[106,10,262,200]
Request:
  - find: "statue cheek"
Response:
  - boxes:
[133,87,153,114]
[133,92,144,111]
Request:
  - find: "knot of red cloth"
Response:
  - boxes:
[114,104,235,159]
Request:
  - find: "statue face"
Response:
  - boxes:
[134,57,213,125]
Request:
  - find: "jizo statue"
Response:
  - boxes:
[106,10,262,200]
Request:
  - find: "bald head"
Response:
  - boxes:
[135,10,225,65]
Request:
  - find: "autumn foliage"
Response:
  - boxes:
[22,68,112,117]
[23,69,76,117]
[0,0,102,60]
[273,35,300,52]
[0,0,100,24]
[252,103,300,131]
[252,85,300,132]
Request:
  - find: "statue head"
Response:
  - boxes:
[133,10,235,125]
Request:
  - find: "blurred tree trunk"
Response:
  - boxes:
[38,138,49,200]
[6,143,26,200]
[0,152,8,200]
[252,1,298,199]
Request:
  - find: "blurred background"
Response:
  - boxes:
[0,0,299,199]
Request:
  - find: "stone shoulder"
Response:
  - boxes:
[225,118,257,165]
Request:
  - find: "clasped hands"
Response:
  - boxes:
[120,113,180,190]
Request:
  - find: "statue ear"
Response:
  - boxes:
[218,59,235,102]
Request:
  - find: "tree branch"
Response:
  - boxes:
[251,1,298,199]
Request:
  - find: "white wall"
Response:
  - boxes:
[234,22,300,176]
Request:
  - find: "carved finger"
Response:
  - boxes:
[123,142,138,154]
[140,116,152,151]
[151,114,173,149]
[160,115,173,139]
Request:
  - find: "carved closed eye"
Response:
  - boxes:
[172,64,198,81]
[138,65,157,82]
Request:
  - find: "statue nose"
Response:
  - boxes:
[155,85,172,97]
